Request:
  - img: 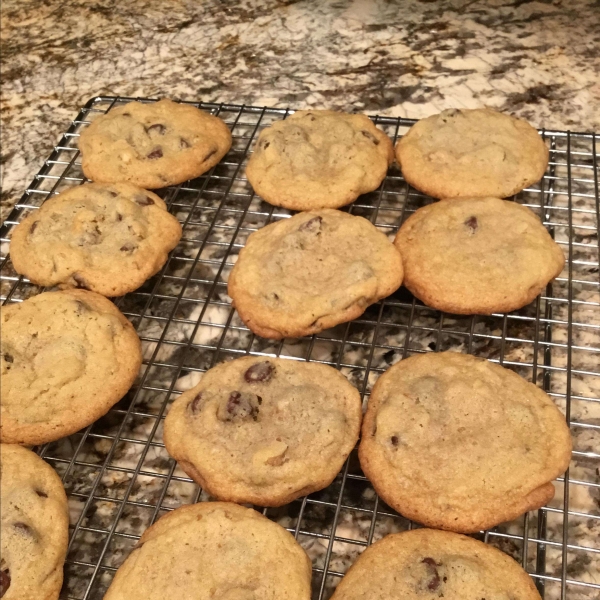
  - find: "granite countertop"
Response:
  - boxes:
[1,1,599,599]
[1,0,600,222]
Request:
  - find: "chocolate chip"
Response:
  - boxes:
[14,522,36,540]
[134,195,154,206]
[3,353,13,364]
[361,130,380,145]
[187,392,203,414]
[464,215,478,233]
[29,221,38,235]
[244,361,275,383]
[120,243,138,254]
[72,273,89,289]
[218,391,260,422]
[74,300,90,314]
[116,213,123,221]
[299,216,322,234]
[262,141,270,150]
[421,557,442,591]
[390,435,399,446]
[147,147,163,159]
[179,138,191,149]
[147,123,166,135]
[109,191,118,198]
[0,565,10,598]
[35,489,48,498]
[203,148,217,162]
[122,112,131,117]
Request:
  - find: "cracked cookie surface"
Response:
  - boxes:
[164,356,362,506]
[0,444,69,600]
[396,108,549,199]
[104,502,311,600]
[246,110,393,210]
[228,209,403,339]
[330,528,541,600]
[79,99,232,188]
[359,352,571,533]
[394,197,564,314]
[0,290,142,444]
[10,183,182,297]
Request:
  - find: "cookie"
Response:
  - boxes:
[358,352,572,533]
[246,110,393,210]
[396,108,549,199]
[164,356,362,506]
[10,183,182,297]
[1,289,142,445]
[394,197,565,314]
[330,528,541,600]
[0,444,69,600]
[78,99,232,189]
[104,501,311,600]
[228,209,403,339]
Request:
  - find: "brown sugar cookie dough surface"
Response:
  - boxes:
[394,197,565,315]
[78,99,232,189]
[10,183,182,297]
[396,108,549,199]
[228,209,403,339]
[0,290,142,445]
[164,356,362,506]
[104,502,312,600]
[246,110,393,210]
[330,528,541,600]
[358,352,572,533]
[1,444,69,600]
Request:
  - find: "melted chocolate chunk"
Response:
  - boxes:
[262,140,270,150]
[29,221,38,235]
[14,522,36,539]
[147,123,166,135]
[299,216,322,234]
[244,361,275,383]
[116,213,123,221]
[109,191,118,198]
[421,557,442,591]
[203,148,217,162]
[35,489,48,498]
[72,273,89,290]
[3,353,13,364]
[187,392,203,414]
[361,130,380,145]
[134,195,154,206]
[464,215,478,233]
[390,435,399,446]
[147,147,163,159]
[74,300,90,314]
[218,391,260,422]
[0,566,10,598]
[120,243,138,254]
[179,138,191,149]
[122,112,131,117]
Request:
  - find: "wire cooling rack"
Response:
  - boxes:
[1,97,599,600]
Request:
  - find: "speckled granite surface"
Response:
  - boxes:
[1,1,599,599]
[2,0,600,222]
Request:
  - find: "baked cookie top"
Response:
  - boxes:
[0,290,142,445]
[163,356,362,506]
[1,444,69,600]
[10,183,182,297]
[246,110,393,210]
[78,99,232,189]
[228,209,403,339]
[358,352,571,533]
[396,108,549,199]
[104,502,312,600]
[394,197,565,315]
[330,528,541,600]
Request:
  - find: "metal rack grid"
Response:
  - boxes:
[1,97,599,600]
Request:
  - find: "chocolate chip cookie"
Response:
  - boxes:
[330,528,541,600]
[228,209,403,339]
[79,99,232,189]
[104,501,311,600]
[1,289,142,445]
[396,108,549,198]
[164,356,362,506]
[10,183,182,297]
[359,352,572,533]
[246,110,393,210]
[394,197,565,314]
[1,444,69,600]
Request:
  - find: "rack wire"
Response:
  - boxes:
[0,97,598,600]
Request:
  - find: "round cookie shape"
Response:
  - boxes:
[246,110,394,210]
[394,197,564,315]
[228,209,403,339]
[358,352,572,533]
[1,444,69,600]
[164,356,362,506]
[104,501,312,600]
[0,290,142,445]
[10,183,182,297]
[78,99,232,189]
[396,108,549,199]
[330,528,541,600]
